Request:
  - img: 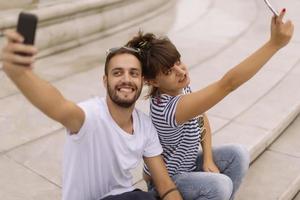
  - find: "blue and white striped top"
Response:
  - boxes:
[149,86,204,176]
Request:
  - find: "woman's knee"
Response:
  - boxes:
[210,174,233,200]
[174,172,233,200]
[231,144,250,171]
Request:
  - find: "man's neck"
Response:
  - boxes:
[106,97,135,134]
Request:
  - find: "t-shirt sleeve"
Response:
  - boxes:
[66,101,94,141]
[143,121,163,158]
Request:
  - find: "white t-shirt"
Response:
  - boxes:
[62,97,163,200]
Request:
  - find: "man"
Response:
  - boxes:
[1,30,183,200]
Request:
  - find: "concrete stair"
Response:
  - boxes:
[0,0,172,58]
[1,0,300,199]
[235,114,300,200]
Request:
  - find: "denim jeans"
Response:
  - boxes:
[148,144,250,200]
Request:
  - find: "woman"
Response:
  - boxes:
[126,10,293,200]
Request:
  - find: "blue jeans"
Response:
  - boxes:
[148,144,250,200]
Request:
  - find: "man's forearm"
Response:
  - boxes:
[144,156,183,200]
[152,174,182,200]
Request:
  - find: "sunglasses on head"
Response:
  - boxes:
[106,46,141,56]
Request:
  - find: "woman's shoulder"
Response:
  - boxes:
[150,93,179,106]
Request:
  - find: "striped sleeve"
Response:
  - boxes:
[151,95,182,128]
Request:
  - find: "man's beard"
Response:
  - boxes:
[107,82,142,108]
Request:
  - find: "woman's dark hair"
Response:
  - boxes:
[126,31,181,97]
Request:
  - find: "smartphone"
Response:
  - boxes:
[263,0,279,16]
[16,12,38,45]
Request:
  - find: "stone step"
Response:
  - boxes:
[0,0,174,99]
[0,154,61,200]
[235,114,300,200]
[0,0,171,58]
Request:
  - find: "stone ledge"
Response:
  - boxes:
[235,114,300,200]
[0,0,172,59]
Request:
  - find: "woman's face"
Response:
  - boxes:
[152,61,190,96]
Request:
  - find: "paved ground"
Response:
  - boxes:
[0,0,300,199]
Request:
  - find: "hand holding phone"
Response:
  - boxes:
[17,12,38,45]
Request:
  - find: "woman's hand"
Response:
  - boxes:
[269,9,294,49]
[203,159,220,173]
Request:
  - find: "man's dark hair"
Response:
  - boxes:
[104,48,142,76]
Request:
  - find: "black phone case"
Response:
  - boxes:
[16,12,38,45]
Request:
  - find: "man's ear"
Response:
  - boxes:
[103,75,107,89]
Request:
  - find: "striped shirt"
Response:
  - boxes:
[148,86,204,176]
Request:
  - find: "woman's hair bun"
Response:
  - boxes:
[126,31,156,51]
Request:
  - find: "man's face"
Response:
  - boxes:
[104,53,143,108]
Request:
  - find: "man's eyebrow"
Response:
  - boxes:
[111,67,123,71]
[111,67,141,71]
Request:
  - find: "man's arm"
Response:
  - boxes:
[143,156,183,200]
[175,11,294,125]
[2,30,84,133]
